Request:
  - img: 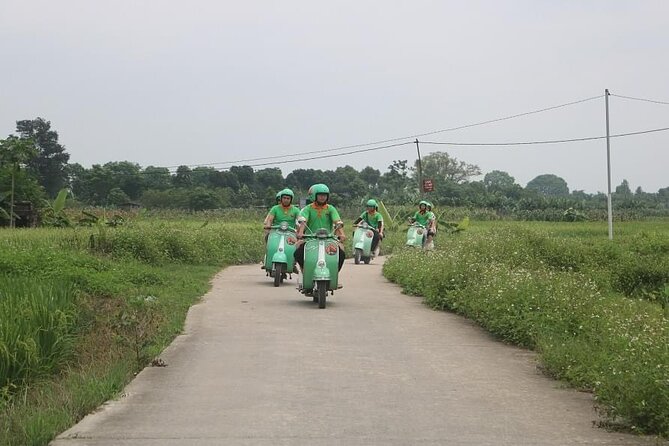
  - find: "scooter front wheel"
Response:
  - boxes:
[316,281,327,309]
[273,263,283,287]
[354,248,362,264]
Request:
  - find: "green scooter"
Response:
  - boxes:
[352,221,376,264]
[263,222,298,287]
[298,227,340,309]
[406,222,427,248]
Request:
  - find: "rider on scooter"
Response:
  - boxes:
[352,199,384,256]
[263,188,300,242]
[409,200,436,248]
[295,183,346,272]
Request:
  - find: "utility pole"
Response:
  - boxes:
[605,89,613,240]
[10,167,15,229]
[415,138,423,195]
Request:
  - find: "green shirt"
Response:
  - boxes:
[412,210,435,227]
[267,205,300,230]
[359,210,383,229]
[299,203,342,234]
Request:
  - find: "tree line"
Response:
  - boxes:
[1,118,668,221]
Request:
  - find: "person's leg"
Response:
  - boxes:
[426,229,435,249]
[371,231,380,252]
[338,248,345,271]
[294,243,305,270]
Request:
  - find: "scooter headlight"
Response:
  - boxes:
[316,228,329,239]
[317,260,326,267]
[280,222,289,231]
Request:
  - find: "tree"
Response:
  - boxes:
[615,179,632,196]
[143,166,173,190]
[107,187,131,206]
[211,171,240,191]
[173,165,192,188]
[105,161,144,200]
[482,170,523,200]
[526,174,569,196]
[229,165,255,189]
[191,167,218,188]
[255,168,284,193]
[285,168,325,193]
[359,166,381,189]
[72,164,114,205]
[330,165,366,199]
[415,151,481,185]
[16,118,70,197]
[188,187,222,211]
[379,160,413,202]
[0,136,38,227]
[484,170,515,191]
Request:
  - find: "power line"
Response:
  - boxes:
[119,125,669,176]
[161,94,604,169]
[118,141,414,176]
[610,93,669,106]
[420,126,669,147]
[219,141,414,170]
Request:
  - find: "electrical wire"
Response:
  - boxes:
[119,125,668,176]
[159,94,604,169]
[419,126,669,147]
[219,141,414,170]
[610,93,669,106]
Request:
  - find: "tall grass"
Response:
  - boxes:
[383,223,669,436]
[0,279,77,392]
[0,221,264,445]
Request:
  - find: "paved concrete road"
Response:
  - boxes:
[53,259,661,445]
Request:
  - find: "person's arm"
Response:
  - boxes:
[334,220,346,241]
[377,220,384,237]
[330,206,346,241]
[296,208,308,238]
[263,213,274,229]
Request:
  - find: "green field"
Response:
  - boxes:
[1,216,668,444]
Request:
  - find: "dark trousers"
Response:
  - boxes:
[371,230,381,252]
[295,243,345,271]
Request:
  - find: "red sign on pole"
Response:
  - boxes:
[422,179,434,192]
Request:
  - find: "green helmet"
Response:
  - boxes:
[366,199,378,209]
[308,183,330,202]
[279,188,294,200]
[426,201,433,210]
[419,200,429,207]
[275,191,282,203]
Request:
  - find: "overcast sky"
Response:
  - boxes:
[1,1,668,193]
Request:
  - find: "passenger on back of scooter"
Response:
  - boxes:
[294,183,346,271]
[409,200,436,247]
[352,199,384,255]
[426,201,438,237]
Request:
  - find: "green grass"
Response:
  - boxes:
[0,221,264,445]
[2,216,667,443]
[383,220,669,436]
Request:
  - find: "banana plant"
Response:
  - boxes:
[41,189,72,227]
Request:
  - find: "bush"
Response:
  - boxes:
[383,226,669,435]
